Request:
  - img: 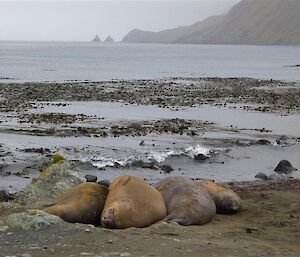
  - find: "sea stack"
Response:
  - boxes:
[104,36,114,43]
[92,34,101,43]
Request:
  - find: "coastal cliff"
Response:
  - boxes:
[123,0,300,45]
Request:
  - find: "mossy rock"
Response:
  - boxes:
[0,210,65,231]
[15,161,85,206]
[52,153,66,164]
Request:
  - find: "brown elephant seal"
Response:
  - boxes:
[44,182,108,225]
[196,180,242,214]
[154,176,216,226]
[101,175,167,229]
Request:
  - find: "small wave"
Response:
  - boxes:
[184,145,211,158]
[89,144,222,169]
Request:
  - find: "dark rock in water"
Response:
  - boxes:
[160,164,173,173]
[22,148,51,154]
[98,179,111,187]
[274,160,297,174]
[256,139,271,145]
[92,34,101,42]
[0,190,15,202]
[104,36,114,43]
[255,172,268,180]
[194,154,208,162]
[130,160,159,170]
[84,174,97,183]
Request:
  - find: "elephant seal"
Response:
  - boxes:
[101,175,167,229]
[44,182,108,225]
[154,176,216,226]
[196,180,241,214]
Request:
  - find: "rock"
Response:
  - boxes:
[130,160,159,170]
[52,153,66,164]
[15,161,85,206]
[92,34,101,42]
[255,172,268,180]
[120,253,132,257]
[274,160,297,174]
[256,139,271,145]
[160,164,173,173]
[194,154,208,161]
[0,190,15,202]
[104,36,114,43]
[0,210,64,231]
[98,179,111,187]
[84,174,97,183]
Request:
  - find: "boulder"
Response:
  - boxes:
[0,190,15,202]
[255,172,268,180]
[274,160,297,174]
[84,174,97,183]
[15,160,85,206]
[194,154,208,162]
[0,210,64,232]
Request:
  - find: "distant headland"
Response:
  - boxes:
[123,0,300,45]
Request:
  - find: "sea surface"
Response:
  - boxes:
[0,41,300,82]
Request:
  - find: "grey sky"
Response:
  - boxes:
[0,0,239,41]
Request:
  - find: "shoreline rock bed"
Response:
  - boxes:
[1,77,299,113]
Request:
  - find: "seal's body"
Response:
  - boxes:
[44,182,108,225]
[101,175,167,229]
[196,180,242,214]
[154,176,216,226]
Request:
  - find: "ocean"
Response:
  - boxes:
[0,41,300,82]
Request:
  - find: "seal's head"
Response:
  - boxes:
[101,208,116,228]
[215,192,241,214]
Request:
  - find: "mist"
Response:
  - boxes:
[0,0,239,41]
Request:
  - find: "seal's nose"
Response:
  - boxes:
[101,209,115,228]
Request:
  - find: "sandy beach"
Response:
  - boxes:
[1,183,300,257]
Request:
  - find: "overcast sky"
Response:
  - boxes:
[0,0,239,41]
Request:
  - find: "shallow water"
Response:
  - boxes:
[1,101,300,192]
[34,101,300,137]
[1,42,300,82]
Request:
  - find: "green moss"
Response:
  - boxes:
[27,210,39,216]
[52,153,66,164]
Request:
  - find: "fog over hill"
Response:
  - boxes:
[123,0,300,45]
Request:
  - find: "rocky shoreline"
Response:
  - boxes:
[1,77,300,191]
[1,77,300,113]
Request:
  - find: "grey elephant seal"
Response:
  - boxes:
[44,182,108,225]
[154,176,216,226]
[196,180,242,214]
[101,175,167,229]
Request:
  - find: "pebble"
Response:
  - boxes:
[80,253,94,256]
[120,253,132,257]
